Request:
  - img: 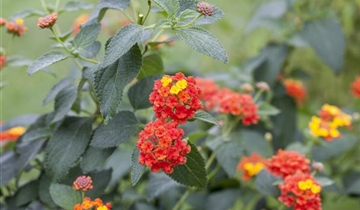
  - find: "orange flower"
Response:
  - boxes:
[237,153,268,181]
[195,78,220,110]
[267,150,310,179]
[0,126,26,142]
[351,77,360,98]
[73,197,112,210]
[6,19,27,36]
[137,120,191,174]
[73,14,89,35]
[149,73,202,124]
[283,79,307,106]
[0,55,6,69]
[0,18,7,26]
[278,173,322,210]
[72,176,93,191]
[37,13,57,29]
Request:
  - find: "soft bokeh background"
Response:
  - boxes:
[1,1,359,208]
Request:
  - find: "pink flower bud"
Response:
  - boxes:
[197,2,214,16]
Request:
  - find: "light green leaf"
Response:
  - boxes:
[131,146,145,186]
[147,173,180,200]
[100,24,143,68]
[257,102,281,116]
[91,111,140,148]
[194,110,219,125]
[43,78,74,105]
[51,86,78,123]
[10,9,46,20]
[138,54,164,79]
[105,148,132,189]
[45,117,92,182]
[255,170,281,196]
[94,45,142,121]
[81,147,116,173]
[27,51,69,75]
[153,0,179,17]
[6,56,32,67]
[177,27,228,63]
[90,0,130,22]
[0,114,39,131]
[49,183,82,210]
[169,142,207,188]
[62,1,94,12]
[178,9,198,22]
[300,18,345,74]
[72,23,101,52]
[315,176,334,187]
[128,75,161,110]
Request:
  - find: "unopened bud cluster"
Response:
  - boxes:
[37,13,57,29]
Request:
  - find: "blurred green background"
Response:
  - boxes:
[1,0,360,209]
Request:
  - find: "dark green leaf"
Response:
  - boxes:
[194,110,219,125]
[81,147,116,173]
[177,27,228,63]
[39,174,57,208]
[245,0,287,33]
[20,127,53,143]
[342,171,360,195]
[147,173,180,200]
[300,18,345,74]
[43,78,74,105]
[91,111,139,147]
[169,142,207,188]
[62,1,94,12]
[257,102,281,116]
[255,170,281,196]
[131,146,145,186]
[0,114,39,131]
[86,169,112,198]
[15,180,39,207]
[45,117,92,182]
[253,43,288,87]
[80,41,101,59]
[242,130,273,157]
[153,0,179,17]
[128,75,161,110]
[0,152,18,186]
[73,23,101,52]
[49,183,82,210]
[205,189,241,210]
[52,86,78,123]
[90,0,130,22]
[10,9,46,20]
[138,54,164,79]
[6,56,32,67]
[27,51,69,75]
[100,24,143,68]
[95,45,142,121]
[105,148,132,188]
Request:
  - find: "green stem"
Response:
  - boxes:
[55,0,61,13]
[175,13,203,29]
[207,164,220,180]
[143,13,203,30]
[253,90,264,103]
[172,189,192,210]
[141,0,152,25]
[205,153,216,170]
[40,0,50,13]
[81,191,85,200]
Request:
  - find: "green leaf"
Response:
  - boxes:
[72,23,101,52]
[49,183,82,210]
[169,142,207,188]
[51,86,78,123]
[15,180,39,207]
[315,176,334,187]
[80,41,101,59]
[39,174,57,208]
[95,45,142,121]
[285,142,309,155]
[50,30,73,42]
[194,110,219,125]
[20,127,53,143]
[45,117,92,182]
[153,0,179,17]
[81,147,116,173]
[138,54,164,79]
[342,171,360,195]
[10,9,46,20]
[187,131,207,143]
[205,189,241,210]
[91,111,140,148]
[85,169,112,198]
[0,114,39,131]
[131,146,145,186]
[194,6,224,26]
[177,27,228,63]
[242,130,273,157]
[255,170,281,196]
[62,1,94,12]
[100,24,143,68]
[147,173,180,200]
[6,56,32,67]
[178,9,198,22]
[128,75,161,110]
[90,0,130,22]
[253,43,289,87]
[257,102,281,116]
[26,51,69,75]
[300,18,345,74]
[105,148,132,188]
[43,78,75,105]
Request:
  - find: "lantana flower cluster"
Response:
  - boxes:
[195,78,259,126]
[351,76,360,98]
[138,73,202,174]
[0,125,26,142]
[283,79,307,106]
[1,18,27,36]
[237,150,322,210]
[309,104,352,141]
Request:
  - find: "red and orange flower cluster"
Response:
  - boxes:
[195,78,259,125]
[37,13,57,29]
[309,104,352,141]
[72,176,112,210]
[283,79,307,106]
[0,125,26,142]
[237,150,322,210]
[0,18,27,36]
[138,73,202,174]
[73,14,89,35]
[351,76,360,98]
